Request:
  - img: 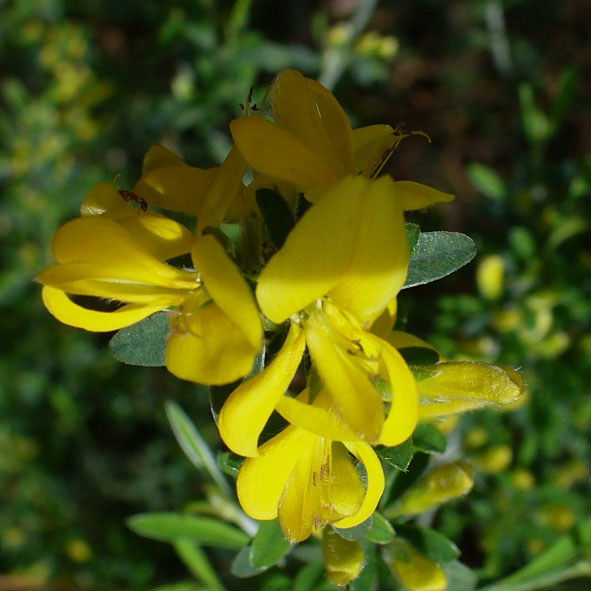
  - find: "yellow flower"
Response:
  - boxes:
[219,175,418,457]
[230,69,453,209]
[236,423,384,542]
[37,182,261,386]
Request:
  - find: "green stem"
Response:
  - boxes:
[318,0,379,90]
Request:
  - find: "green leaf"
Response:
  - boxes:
[173,539,224,590]
[406,222,420,254]
[492,535,577,587]
[442,561,476,591]
[256,188,295,250]
[466,163,507,201]
[166,401,233,498]
[333,516,373,541]
[403,232,476,289]
[250,519,291,568]
[127,512,249,549]
[377,439,414,471]
[108,311,169,366]
[365,513,395,545]
[217,451,244,479]
[293,562,326,591]
[231,545,267,578]
[350,542,378,591]
[412,424,447,454]
[396,524,460,563]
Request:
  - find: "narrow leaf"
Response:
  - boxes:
[127,512,249,549]
[466,163,507,201]
[250,519,291,568]
[231,545,267,578]
[396,524,460,563]
[166,401,233,498]
[412,424,447,455]
[109,311,169,366]
[173,539,224,590]
[403,232,476,289]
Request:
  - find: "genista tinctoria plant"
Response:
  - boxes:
[38,70,529,589]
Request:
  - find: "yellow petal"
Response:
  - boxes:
[218,322,305,457]
[47,217,197,289]
[230,116,339,188]
[134,149,218,215]
[116,214,194,261]
[257,175,407,323]
[276,389,359,442]
[192,234,261,350]
[416,361,525,420]
[370,298,398,339]
[165,302,257,385]
[333,441,385,528]
[304,76,355,173]
[197,145,248,232]
[237,426,316,520]
[378,339,419,447]
[272,70,350,179]
[393,181,454,211]
[277,438,321,542]
[41,286,169,332]
[80,181,135,218]
[352,124,402,178]
[327,176,409,321]
[305,314,384,442]
[141,144,186,172]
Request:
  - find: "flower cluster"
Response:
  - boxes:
[37,70,524,585]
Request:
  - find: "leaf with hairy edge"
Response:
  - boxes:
[403,232,476,289]
[412,424,447,455]
[250,519,291,568]
[396,524,460,563]
[109,311,169,366]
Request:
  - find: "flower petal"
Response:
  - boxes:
[192,234,261,350]
[80,181,135,218]
[378,339,419,447]
[237,426,315,520]
[327,175,409,321]
[165,302,258,385]
[393,181,454,211]
[276,389,360,442]
[352,124,402,178]
[218,322,305,457]
[196,145,248,232]
[305,314,384,442]
[47,217,197,288]
[333,442,385,528]
[41,286,169,332]
[134,147,218,215]
[230,116,339,188]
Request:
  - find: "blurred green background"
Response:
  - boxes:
[1,0,589,589]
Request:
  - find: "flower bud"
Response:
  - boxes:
[383,538,446,591]
[473,445,513,474]
[390,462,473,517]
[322,528,364,587]
[476,255,504,300]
